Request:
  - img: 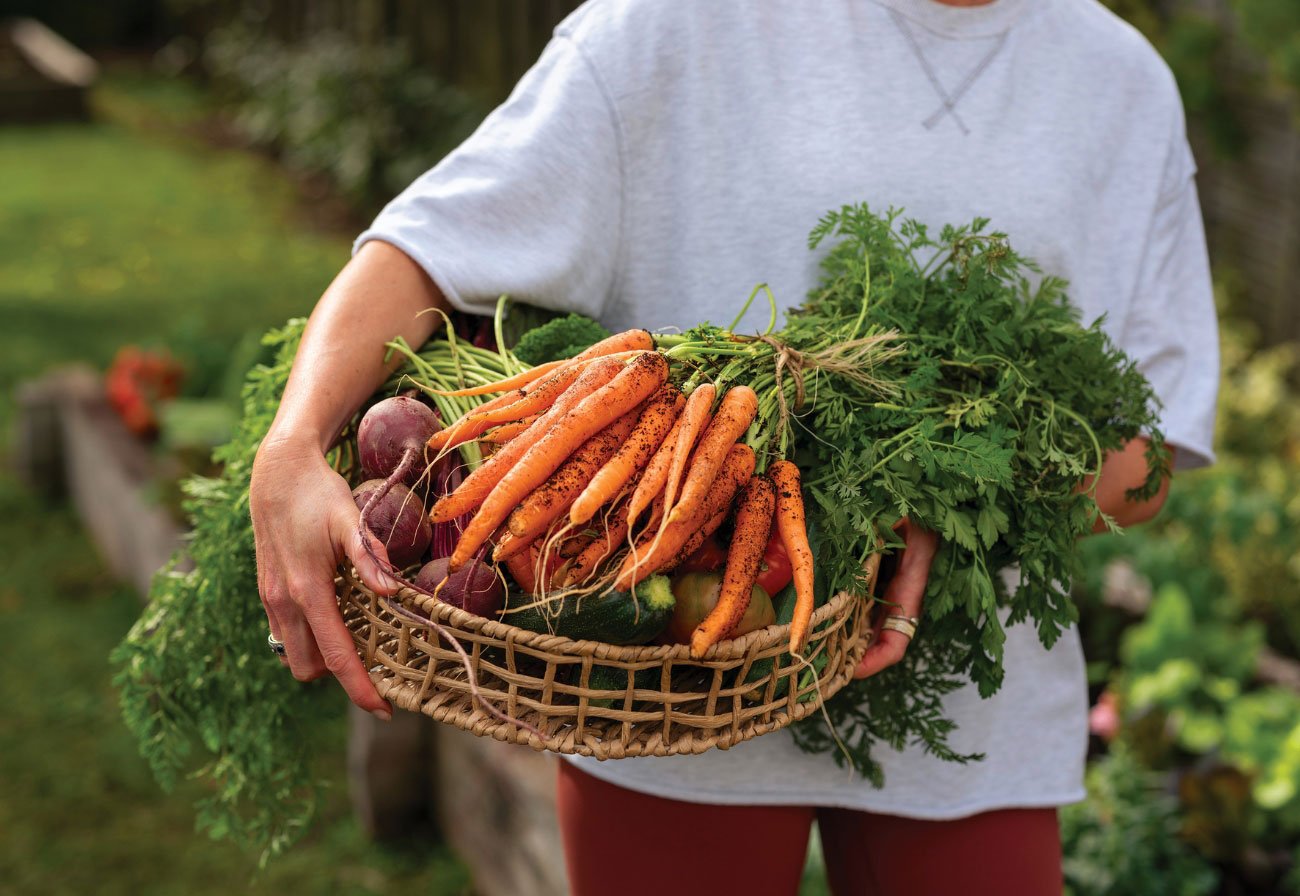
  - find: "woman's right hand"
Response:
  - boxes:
[249,432,400,719]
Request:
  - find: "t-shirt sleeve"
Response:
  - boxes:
[1120,141,1220,472]
[353,33,622,319]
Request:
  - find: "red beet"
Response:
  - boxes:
[357,396,440,485]
[413,557,505,618]
[352,479,432,569]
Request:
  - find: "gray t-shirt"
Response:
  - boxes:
[356,0,1219,817]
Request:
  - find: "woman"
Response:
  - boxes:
[250,0,1218,892]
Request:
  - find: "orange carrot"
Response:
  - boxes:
[566,329,655,363]
[665,505,729,571]
[613,443,755,591]
[430,356,623,523]
[569,385,683,526]
[627,414,684,527]
[467,362,584,426]
[690,475,775,658]
[639,493,667,538]
[479,416,538,444]
[449,352,669,570]
[494,410,638,557]
[557,531,596,561]
[427,362,583,451]
[426,388,522,452]
[429,339,649,401]
[659,383,715,525]
[559,502,632,587]
[428,357,568,397]
[492,528,526,563]
[502,547,538,595]
[665,385,759,527]
[769,461,817,653]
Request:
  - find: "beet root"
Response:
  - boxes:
[358,396,440,485]
[413,557,505,618]
[352,479,432,569]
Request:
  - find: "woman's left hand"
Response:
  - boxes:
[853,518,939,679]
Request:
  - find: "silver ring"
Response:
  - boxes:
[881,615,919,640]
[267,632,287,657]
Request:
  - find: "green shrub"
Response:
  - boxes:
[205,26,485,213]
[1071,293,1300,890]
[1062,748,1219,896]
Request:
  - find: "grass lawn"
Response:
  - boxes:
[0,76,348,419]
[0,74,469,894]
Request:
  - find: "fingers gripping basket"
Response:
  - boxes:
[337,556,879,758]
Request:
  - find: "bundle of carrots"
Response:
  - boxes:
[424,329,825,658]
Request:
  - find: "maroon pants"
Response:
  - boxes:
[557,761,1063,896]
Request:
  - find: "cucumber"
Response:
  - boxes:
[501,575,676,645]
[585,665,661,709]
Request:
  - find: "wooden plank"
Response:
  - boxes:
[347,704,439,839]
[59,377,189,597]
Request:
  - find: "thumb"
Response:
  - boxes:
[337,505,401,595]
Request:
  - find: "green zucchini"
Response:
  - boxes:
[501,575,675,645]
[585,665,661,709]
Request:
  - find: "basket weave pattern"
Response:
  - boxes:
[338,572,875,758]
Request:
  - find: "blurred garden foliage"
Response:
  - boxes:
[0,75,469,893]
[1066,301,1300,894]
[1104,0,1300,155]
[203,24,485,214]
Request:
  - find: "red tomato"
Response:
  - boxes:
[755,527,793,596]
[677,535,727,574]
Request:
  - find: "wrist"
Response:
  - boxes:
[260,422,334,459]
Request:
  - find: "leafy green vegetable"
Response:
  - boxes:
[113,320,320,863]
[510,311,611,366]
[113,321,509,861]
[781,205,1168,778]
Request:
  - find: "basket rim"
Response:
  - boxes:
[351,550,881,662]
[369,578,869,662]
[338,552,883,758]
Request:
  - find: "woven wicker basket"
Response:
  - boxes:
[337,554,879,758]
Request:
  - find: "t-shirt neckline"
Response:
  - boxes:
[869,0,1034,39]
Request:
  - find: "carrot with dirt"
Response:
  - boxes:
[690,474,776,658]
[664,505,729,571]
[658,383,715,524]
[769,460,817,653]
[559,502,632,587]
[480,416,537,443]
[449,352,669,570]
[569,384,684,526]
[665,385,759,527]
[426,329,653,400]
[427,357,569,397]
[566,329,655,363]
[494,410,639,559]
[430,356,623,524]
[427,362,584,450]
[626,412,685,527]
[613,443,755,591]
